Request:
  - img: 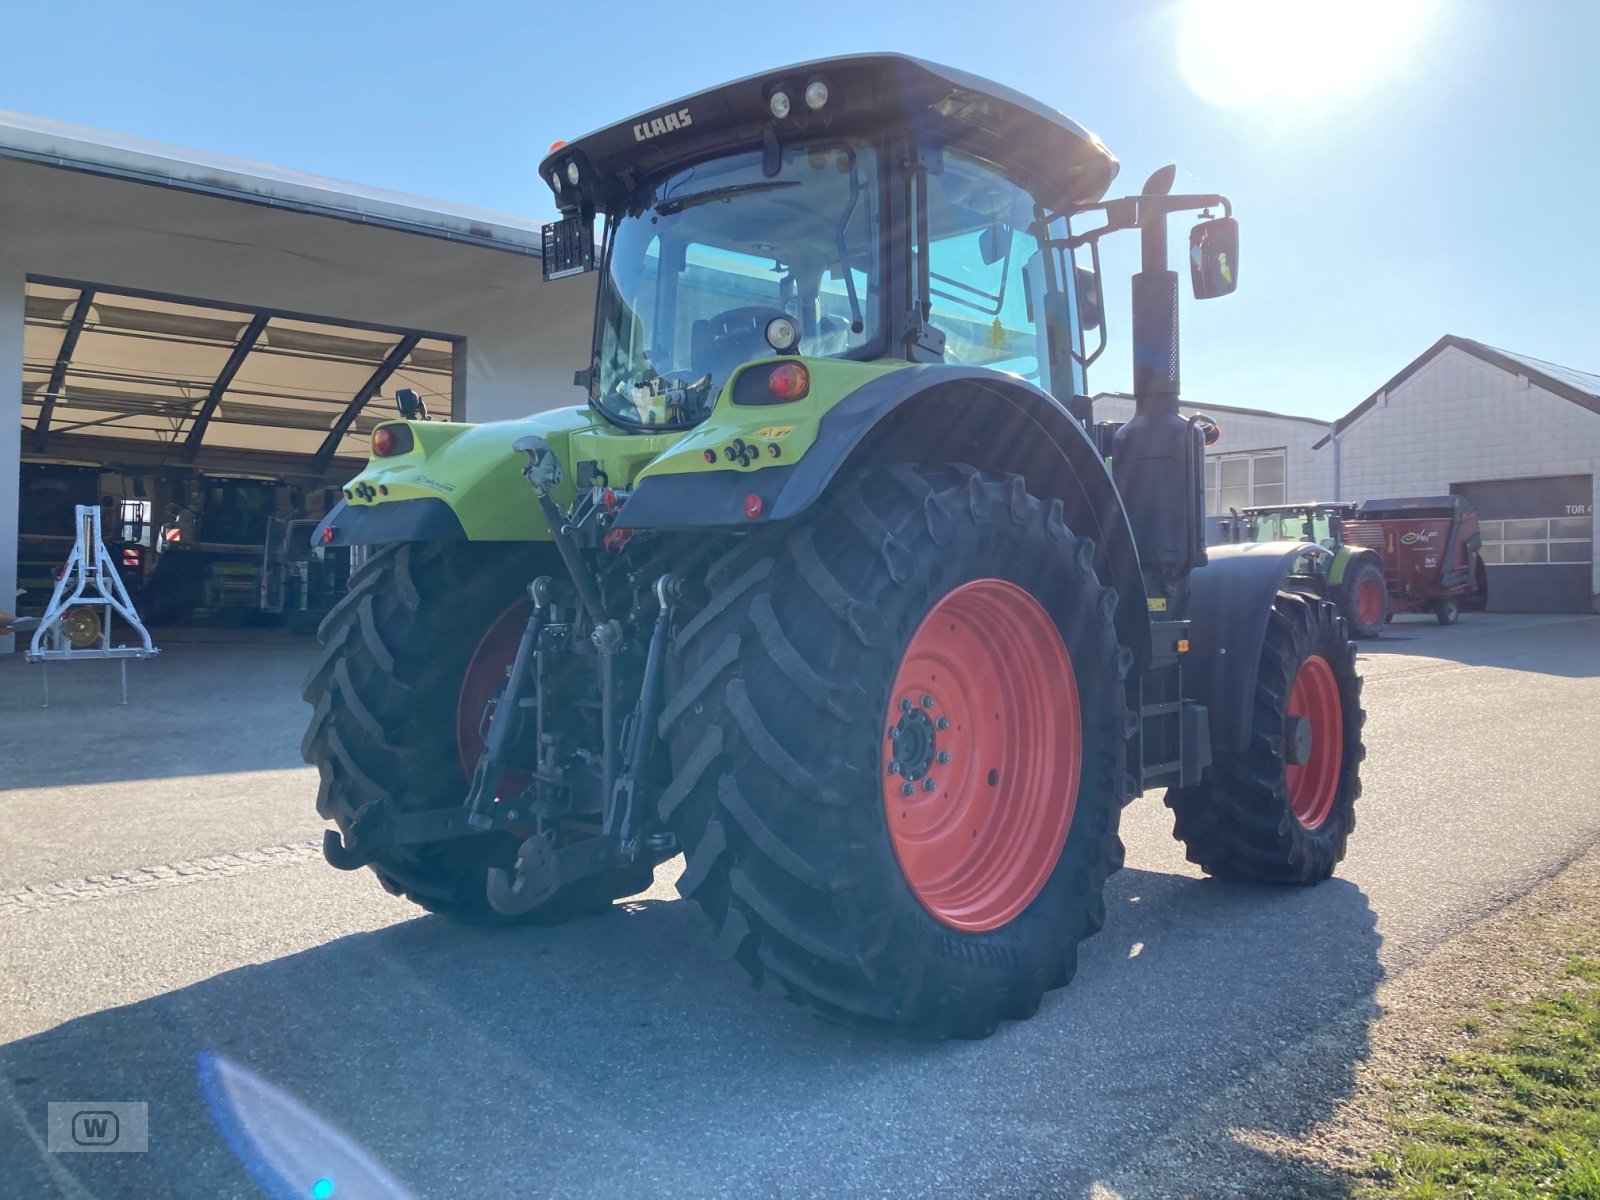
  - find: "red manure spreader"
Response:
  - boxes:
[1343,496,1487,625]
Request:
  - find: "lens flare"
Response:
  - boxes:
[197,1053,414,1200]
[1178,0,1432,107]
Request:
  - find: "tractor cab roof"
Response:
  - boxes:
[1242,502,1356,517]
[539,54,1119,217]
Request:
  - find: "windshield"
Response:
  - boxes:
[1253,509,1335,547]
[591,142,880,429]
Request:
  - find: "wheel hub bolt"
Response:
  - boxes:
[887,762,902,776]
[923,778,938,792]
[936,717,950,731]
[901,782,916,797]
[921,694,935,709]
[900,698,913,714]
[936,750,951,764]
[888,727,900,741]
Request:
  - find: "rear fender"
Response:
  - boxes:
[1328,545,1380,586]
[316,407,598,547]
[619,365,1150,667]
[1186,541,1332,756]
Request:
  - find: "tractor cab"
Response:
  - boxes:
[1243,502,1357,551]
[540,55,1125,431]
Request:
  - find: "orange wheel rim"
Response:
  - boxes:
[1356,576,1383,626]
[881,579,1081,933]
[1285,654,1343,830]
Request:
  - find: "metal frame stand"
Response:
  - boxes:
[26,505,159,706]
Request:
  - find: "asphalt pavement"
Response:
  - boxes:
[1,611,1596,1198]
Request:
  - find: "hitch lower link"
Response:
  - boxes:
[320,573,562,875]
[483,573,683,917]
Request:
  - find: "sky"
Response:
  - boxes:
[2,0,1596,422]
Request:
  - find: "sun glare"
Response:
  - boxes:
[1178,0,1432,107]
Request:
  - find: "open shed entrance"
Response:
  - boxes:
[17,277,459,629]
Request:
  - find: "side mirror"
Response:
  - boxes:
[1189,216,1239,299]
[395,388,428,421]
[978,222,1011,266]
[1075,264,1104,331]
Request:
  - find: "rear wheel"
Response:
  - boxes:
[1340,558,1388,639]
[660,464,1131,1039]
[1434,597,1460,625]
[301,541,651,924]
[1166,592,1365,884]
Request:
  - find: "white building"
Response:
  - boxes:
[1099,335,1599,614]
[1,110,592,649]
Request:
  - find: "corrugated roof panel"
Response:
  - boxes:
[1482,344,1600,400]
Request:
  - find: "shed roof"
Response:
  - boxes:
[0,109,545,256]
[1314,335,1600,448]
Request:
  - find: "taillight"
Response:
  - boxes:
[766,362,810,401]
[371,424,414,457]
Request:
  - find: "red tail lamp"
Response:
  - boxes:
[371,424,414,457]
[766,362,810,401]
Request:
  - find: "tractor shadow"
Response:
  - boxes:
[0,865,1381,1198]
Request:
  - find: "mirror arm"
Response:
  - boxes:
[1059,191,1232,251]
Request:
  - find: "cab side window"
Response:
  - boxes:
[921,154,1049,389]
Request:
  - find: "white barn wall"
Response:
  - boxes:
[1093,395,1335,501]
[1319,345,1600,596]
[0,253,22,651]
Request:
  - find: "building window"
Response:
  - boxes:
[1477,517,1592,565]
[1205,450,1287,515]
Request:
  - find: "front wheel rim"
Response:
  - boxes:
[1356,575,1384,626]
[881,579,1082,933]
[1285,654,1343,830]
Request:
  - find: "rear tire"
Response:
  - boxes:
[301,541,652,924]
[660,464,1131,1039]
[1166,593,1365,884]
[1434,597,1460,625]
[1339,558,1388,639]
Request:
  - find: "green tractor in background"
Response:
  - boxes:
[1234,503,1389,638]
[303,55,1366,1039]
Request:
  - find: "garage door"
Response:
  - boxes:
[1452,476,1593,613]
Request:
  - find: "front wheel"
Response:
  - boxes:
[1339,558,1389,639]
[1434,597,1460,625]
[1166,592,1365,884]
[660,464,1131,1040]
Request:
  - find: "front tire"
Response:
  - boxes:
[1339,558,1388,639]
[660,464,1131,1039]
[1434,597,1460,625]
[1166,593,1365,884]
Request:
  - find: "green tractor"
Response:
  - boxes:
[1236,503,1390,638]
[304,55,1366,1039]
